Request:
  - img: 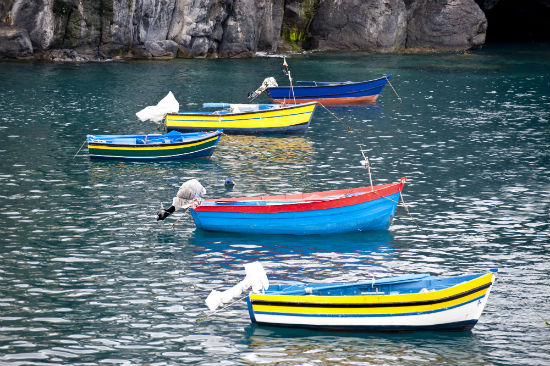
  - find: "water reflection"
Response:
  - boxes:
[187,230,396,284]
[217,135,314,164]
[244,325,491,365]
[189,230,393,256]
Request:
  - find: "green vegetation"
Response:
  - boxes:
[281,0,320,51]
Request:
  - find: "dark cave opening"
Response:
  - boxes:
[484,0,550,42]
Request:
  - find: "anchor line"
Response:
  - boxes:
[196,294,249,324]
[385,75,402,103]
[318,102,372,134]
[72,140,87,160]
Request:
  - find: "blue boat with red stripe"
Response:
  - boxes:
[190,177,407,235]
[266,75,392,105]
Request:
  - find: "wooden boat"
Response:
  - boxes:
[246,269,498,332]
[267,75,391,105]
[165,102,317,135]
[190,177,407,235]
[86,130,222,160]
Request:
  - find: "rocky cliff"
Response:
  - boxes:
[0,0,545,61]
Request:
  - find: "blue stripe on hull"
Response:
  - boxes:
[167,122,309,135]
[191,192,400,235]
[89,146,217,161]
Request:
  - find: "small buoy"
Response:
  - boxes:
[224,178,235,188]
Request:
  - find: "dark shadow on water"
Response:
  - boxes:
[245,323,477,340]
[86,156,217,167]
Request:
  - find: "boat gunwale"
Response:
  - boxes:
[267,83,388,99]
[249,282,492,309]
[277,75,390,89]
[194,179,406,213]
[165,101,318,118]
[87,131,222,148]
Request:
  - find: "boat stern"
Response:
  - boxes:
[246,295,257,323]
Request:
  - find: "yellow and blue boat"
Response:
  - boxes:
[247,269,497,332]
[165,102,317,135]
[86,130,222,161]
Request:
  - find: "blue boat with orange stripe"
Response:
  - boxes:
[246,269,498,332]
[190,177,407,235]
[266,75,392,105]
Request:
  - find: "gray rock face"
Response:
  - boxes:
[310,0,407,52]
[166,0,283,58]
[9,0,55,51]
[167,0,233,58]
[218,0,266,57]
[406,0,487,50]
[133,0,175,44]
[144,39,179,57]
[0,25,33,58]
[0,0,495,60]
[42,48,89,61]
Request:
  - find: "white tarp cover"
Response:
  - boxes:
[172,179,206,210]
[205,262,269,311]
[229,104,262,113]
[136,91,179,123]
[248,77,278,101]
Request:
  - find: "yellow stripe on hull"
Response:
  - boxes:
[88,136,220,151]
[165,103,317,130]
[251,287,490,315]
[249,273,495,315]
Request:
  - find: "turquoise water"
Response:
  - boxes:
[0,43,549,365]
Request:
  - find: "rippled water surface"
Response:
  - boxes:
[1,44,549,365]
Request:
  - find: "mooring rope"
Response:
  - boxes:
[371,189,422,231]
[171,207,190,228]
[399,192,421,230]
[318,102,354,132]
[72,140,87,160]
[385,75,402,103]
[195,294,249,324]
[518,297,550,327]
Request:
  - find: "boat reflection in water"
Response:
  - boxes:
[213,134,316,194]
[243,324,489,365]
[216,135,314,165]
[188,230,394,265]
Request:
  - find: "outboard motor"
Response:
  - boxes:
[157,179,206,221]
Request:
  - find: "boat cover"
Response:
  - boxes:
[136,91,179,123]
[248,77,278,101]
[205,262,269,311]
[172,179,206,210]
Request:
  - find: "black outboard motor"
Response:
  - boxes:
[156,205,176,221]
[157,179,206,221]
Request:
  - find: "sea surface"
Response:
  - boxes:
[0,43,548,365]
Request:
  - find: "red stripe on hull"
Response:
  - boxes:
[195,178,406,214]
[270,95,380,105]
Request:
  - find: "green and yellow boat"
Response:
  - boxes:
[86,130,222,161]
